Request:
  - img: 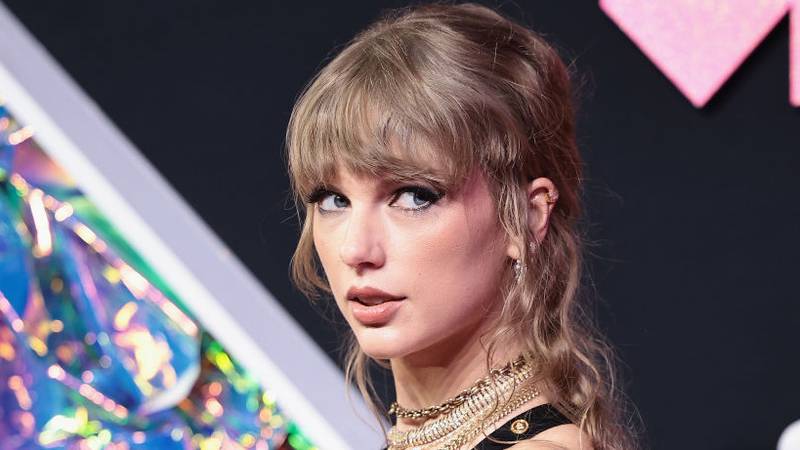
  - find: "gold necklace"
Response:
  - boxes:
[388,355,529,420]
[433,383,541,450]
[386,356,537,449]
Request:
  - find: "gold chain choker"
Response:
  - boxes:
[386,355,538,450]
[388,355,530,419]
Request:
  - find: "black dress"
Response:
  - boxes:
[384,403,572,449]
[473,403,572,449]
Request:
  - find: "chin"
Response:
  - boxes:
[353,326,415,360]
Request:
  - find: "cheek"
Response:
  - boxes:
[396,212,507,316]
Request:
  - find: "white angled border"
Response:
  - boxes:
[0,4,382,449]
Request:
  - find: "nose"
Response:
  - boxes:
[339,207,385,272]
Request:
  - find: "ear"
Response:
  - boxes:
[505,177,558,259]
[526,177,558,243]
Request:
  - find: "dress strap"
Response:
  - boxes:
[474,403,573,449]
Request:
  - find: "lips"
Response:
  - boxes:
[346,286,405,306]
[346,286,405,326]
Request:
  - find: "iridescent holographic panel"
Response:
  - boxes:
[0,100,316,449]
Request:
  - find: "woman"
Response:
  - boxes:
[286,3,636,449]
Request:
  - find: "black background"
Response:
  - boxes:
[3,1,799,449]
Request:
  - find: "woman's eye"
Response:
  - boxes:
[391,187,442,211]
[318,192,349,212]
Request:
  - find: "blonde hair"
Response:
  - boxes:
[286,3,636,449]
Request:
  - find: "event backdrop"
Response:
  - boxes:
[0,1,798,450]
[0,1,375,449]
[0,103,315,449]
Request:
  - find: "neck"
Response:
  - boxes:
[390,319,522,428]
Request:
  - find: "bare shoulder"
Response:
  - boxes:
[505,424,594,450]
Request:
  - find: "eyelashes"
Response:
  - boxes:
[394,186,443,211]
[305,188,335,205]
[305,185,444,214]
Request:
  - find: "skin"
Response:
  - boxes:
[311,162,588,449]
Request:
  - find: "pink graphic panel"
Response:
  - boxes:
[600,0,794,107]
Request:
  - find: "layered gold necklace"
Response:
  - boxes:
[386,355,539,450]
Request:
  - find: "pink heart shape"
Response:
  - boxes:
[600,0,795,107]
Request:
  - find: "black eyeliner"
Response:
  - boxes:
[390,185,445,212]
[305,187,332,204]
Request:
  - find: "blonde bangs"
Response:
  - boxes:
[286,35,482,205]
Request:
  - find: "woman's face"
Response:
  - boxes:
[311,163,512,361]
